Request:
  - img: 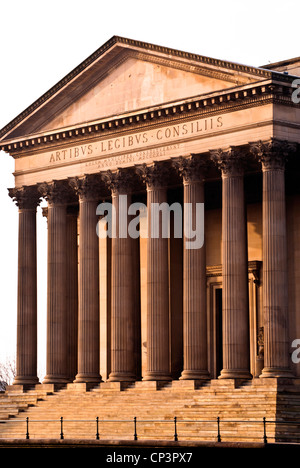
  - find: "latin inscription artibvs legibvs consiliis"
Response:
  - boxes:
[48,116,223,164]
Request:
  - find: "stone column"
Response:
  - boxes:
[131,227,142,380]
[42,203,79,382]
[9,186,41,386]
[66,205,79,381]
[69,176,102,384]
[210,147,251,379]
[38,181,70,384]
[173,156,210,380]
[251,139,295,378]
[102,169,136,381]
[136,163,171,381]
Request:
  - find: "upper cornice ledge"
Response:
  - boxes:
[0,79,296,156]
[0,35,297,144]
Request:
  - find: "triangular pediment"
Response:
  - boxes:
[41,55,245,133]
[0,36,277,142]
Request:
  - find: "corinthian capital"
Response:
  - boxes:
[249,138,297,171]
[172,155,206,184]
[68,174,103,201]
[38,180,73,205]
[8,185,41,210]
[135,162,169,189]
[210,146,246,177]
[101,168,135,195]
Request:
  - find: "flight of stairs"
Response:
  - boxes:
[0,378,300,444]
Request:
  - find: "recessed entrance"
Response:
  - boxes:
[215,288,223,378]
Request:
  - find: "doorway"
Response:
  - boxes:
[215,288,223,377]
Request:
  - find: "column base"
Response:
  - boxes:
[218,369,252,380]
[13,376,40,386]
[43,375,71,385]
[108,372,136,382]
[73,373,102,384]
[180,370,210,380]
[259,367,295,379]
[143,372,172,382]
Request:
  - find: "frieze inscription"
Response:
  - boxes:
[48,115,223,165]
[85,144,181,169]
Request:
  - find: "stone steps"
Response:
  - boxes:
[0,378,299,443]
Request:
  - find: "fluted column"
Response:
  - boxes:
[9,186,41,386]
[69,175,102,384]
[251,139,295,378]
[38,181,70,384]
[102,169,136,381]
[66,205,79,381]
[173,156,210,380]
[137,163,171,381]
[211,147,251,379]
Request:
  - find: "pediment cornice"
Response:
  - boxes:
[0,79,296,157]
[0,36,294,145]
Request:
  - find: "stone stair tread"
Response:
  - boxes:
[0,379,299,442]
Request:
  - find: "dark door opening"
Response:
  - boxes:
[215,288,223,377]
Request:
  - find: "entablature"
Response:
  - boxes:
[1,78,297,157]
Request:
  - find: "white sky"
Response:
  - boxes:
[0,0,299,378]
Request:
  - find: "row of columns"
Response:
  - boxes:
[8,138,295,386]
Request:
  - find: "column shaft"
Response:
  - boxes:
[263,168,289,372]
[132,233,141,380]
[250,139,295,378]
[66,208,78,381]
[38,180,75,385]
[135,163,171,381]
[260,145,293,377]
[210,148,251,379]
[145,184,171,380]
[173,155,209,380]
[9,185,41,386]
[16,209,38,384]
[181,179,209,379]
[75,197,101,383]
[43,203,69,383]
[109,191,136,381]
[221,171,250,378]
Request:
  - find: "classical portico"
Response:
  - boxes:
[1,36,300,389]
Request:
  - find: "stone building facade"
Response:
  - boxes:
[1,36,300,388]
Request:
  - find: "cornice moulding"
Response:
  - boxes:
[1,80,295,157]
[0,35,295,144]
